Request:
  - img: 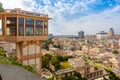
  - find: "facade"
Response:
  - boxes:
[68,57,85,68]
[119,39,120,48]
[0,8,51,75]
[0,41,15,53]
[78,31,84,39]
[85,35,96,43]
[55,63,107,80]
[96,31,108,40]
[108,28,114,38]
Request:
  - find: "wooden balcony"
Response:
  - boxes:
[0,35,48,42]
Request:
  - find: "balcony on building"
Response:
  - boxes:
[0,8,51,42]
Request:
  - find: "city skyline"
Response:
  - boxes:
[1,0,120,35]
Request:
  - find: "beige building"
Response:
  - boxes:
[108,58,119,69]
[119,39,120,48]
[96,31,108,40]
[0,8,51,76]
[56,57,107,80]
[68,57,85,68]
[0,41,15,53]
[108,28,114,38]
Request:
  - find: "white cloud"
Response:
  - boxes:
[0,0,34,11]
[1,0,120,35]
[50,5,120,35]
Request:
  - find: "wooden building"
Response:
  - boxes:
[0,8,51,75]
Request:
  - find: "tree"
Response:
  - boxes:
[0,48,6,56]
[57,55,64,61]
[45,54,52,60]
[42,56,50,68]
[112,50,119,54]
[0,2,4,12]
[43,38,54,50]
[51,56,60,70]
[53,44,61,49]
[104,69,120,80]
[74,72,88,80]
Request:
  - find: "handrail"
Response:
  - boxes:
[4,9,48,18]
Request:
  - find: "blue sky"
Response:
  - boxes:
[1,0,120,35]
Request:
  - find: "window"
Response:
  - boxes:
[35,20,43,35]
[18,18,24,36]
[44,20,48,35]
[0,19,2,35]
[25,18,34,36]
[6,17,17,36]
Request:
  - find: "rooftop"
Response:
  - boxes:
[97,31,107,34]
[1,8,48,18]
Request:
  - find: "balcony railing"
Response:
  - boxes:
[4,8,48,18]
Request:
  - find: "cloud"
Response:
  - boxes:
[0,0,120,35]
[0,0,34,11]
[51,5,120,35]
[25,0,100,35]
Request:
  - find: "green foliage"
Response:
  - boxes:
[42,54,52,68]
[0,48,6,56]
[74,72,88,80]
[60,61,72,69]
[0,56,37,73]
[43,38,62,50]
[9,58,22,66]
[104,69,120,80]
[47,77,54,80]
[42,55,73,70]
[51,56,60,70]
[42,55,50,68]
[9,58,37,73]
[45,54,52,60]
[57,55,73,61]
[53,44,61,49]
[62,76,75,80]
[22,64,37,73]
[0,2,4,12]
[62,55,73,61]
[112,50,119,54]
[0,56,10,64]
[43,38,54,50]
[57,55,64,61]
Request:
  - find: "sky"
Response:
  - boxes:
[0,0,120,35]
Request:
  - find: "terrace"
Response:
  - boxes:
[4,8,48,18]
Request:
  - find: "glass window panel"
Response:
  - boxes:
[44,21,48,35]
[25,18,34,36]
[35,20,43,35]
[6,17,17,36]
[18,18,24,36]
[0,19,2,35]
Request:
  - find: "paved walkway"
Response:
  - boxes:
[0,64,46,80]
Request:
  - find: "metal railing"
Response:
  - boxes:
[4,8,48,18]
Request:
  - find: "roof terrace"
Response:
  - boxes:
[3,8,48,18]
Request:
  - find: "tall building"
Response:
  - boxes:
[108,28,114,38]
[78,31,84,39]
[0,8,51,75]
[49,34,53,38]
[96,31,108,40]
